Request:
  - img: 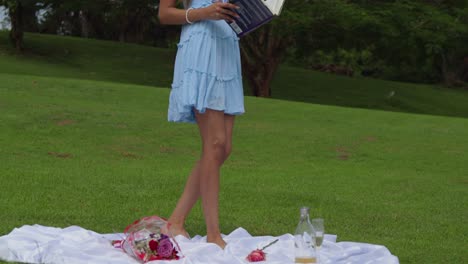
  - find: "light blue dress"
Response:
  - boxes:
[168,0,245,123]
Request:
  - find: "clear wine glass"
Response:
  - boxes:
[311,218,324,263]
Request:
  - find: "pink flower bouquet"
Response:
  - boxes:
[113,216,183,263]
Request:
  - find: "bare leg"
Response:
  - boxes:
[168,110,236,245]
[195,109,236,249]
[168,161,201,238]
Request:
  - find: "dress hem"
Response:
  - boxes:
[168,106,245,124]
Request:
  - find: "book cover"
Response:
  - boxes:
[227,0,284,37]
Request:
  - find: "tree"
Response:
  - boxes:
[240,0,312,97]
[368,1,468,84]
[38,0,110,38]
[0,0,40,51]
[241,24,290,97]
[38,0,161,44]
[282,0,468,85]
[1,0,23,50]
[240,0,375,97]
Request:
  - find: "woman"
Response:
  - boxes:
[158,0,245,249]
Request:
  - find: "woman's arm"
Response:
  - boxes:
[158,0,240,25]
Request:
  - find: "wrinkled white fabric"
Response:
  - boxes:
[0,225,399,264]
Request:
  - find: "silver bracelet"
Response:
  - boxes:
[185,8,194,24]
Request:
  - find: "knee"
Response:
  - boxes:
[204,135,227,163]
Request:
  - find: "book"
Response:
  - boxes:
[227,0,286,37]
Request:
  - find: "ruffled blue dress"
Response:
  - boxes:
[168,0,245,123]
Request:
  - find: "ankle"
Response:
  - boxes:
[170,223,185,230]
[168,217,185,228]
[168,224,190,239]
[206,232,222,242]
[207,235,226,249]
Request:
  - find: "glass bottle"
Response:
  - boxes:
[294,207,317,263]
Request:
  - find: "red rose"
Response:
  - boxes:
[149,239,159,251]
[246,249,266,262]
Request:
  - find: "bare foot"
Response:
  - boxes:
[207,236,227,249]
[168,224,190,239]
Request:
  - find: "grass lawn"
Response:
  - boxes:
[0,72,467,263]
[2,31,468,119]
[1,32,467,263]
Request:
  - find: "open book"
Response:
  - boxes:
[227,0,286,37]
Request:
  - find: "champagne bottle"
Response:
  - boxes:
[294,207,317,264]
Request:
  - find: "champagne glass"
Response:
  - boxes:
[311,218,324,263]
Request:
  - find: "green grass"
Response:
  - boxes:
[271,66,468,118]
[0,73,467,263]
[0,31,176,87]
[1,31,468,119]
[0,32,467,263]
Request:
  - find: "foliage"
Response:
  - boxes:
[240,0,315,96]
[39,0,166,44]
[0,0,178,47]
[286,0,468,85]
[0,0,467,87]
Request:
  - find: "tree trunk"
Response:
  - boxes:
[79,10,90,38]
[8,0,23,51]
[462,57,468,83]
[240,25,288,97]
[243,57,280,97]
[440,52,450,85]
[119,31,126,42]
[118,11,130,43]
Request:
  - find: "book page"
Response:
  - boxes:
[261,0,286,15]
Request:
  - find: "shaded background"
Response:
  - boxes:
[0,0,467,98]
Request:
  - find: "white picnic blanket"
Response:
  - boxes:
[0,225,399,264]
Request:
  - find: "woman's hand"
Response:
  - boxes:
[201,1,240,22]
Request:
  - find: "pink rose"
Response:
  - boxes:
[157,238,174,258]
[246,249,266,262]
